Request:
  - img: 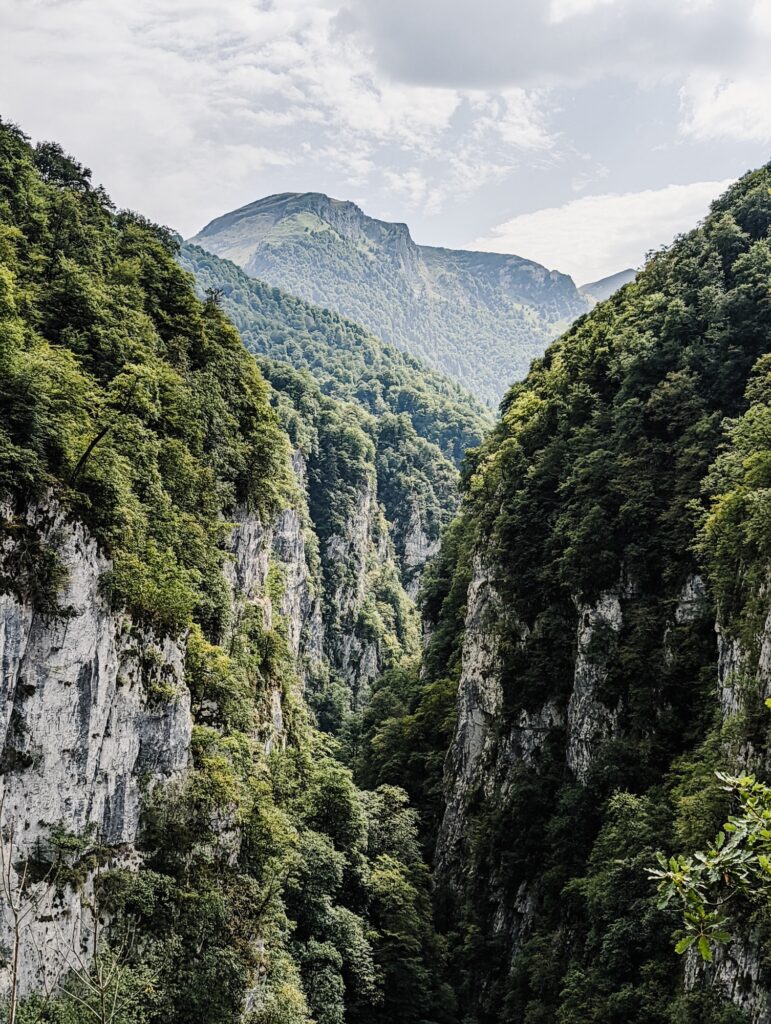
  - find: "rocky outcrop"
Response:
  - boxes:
[435,556,505,880]
[401,501,440,599]
[321,481,407,706]
[436,554,563,958]
[717,602,771,723]
[685,936,771,1024]
[0,498,191,997]
[566,591,623,782]
[0,464,326,997]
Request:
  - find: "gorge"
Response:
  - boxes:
[1,118,771,1024]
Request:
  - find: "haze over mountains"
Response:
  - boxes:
[579,267,637,303]
[191,192,590,406]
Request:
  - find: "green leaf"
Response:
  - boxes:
[698,936,713,962]
[675,936,696,955]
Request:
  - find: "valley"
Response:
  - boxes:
[1,117,771,1024]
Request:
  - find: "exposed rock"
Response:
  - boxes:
[716,597,771,722]
[566,591,623,782]
[401,500,440,598]
[674,574,708,624]
[685,937,771,1024]
[436,556,505,879]
[0,498,191,997]
[322,481,401,706]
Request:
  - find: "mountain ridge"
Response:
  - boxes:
[579,266,637,303]
[191,191,589,405]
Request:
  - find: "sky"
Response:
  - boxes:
[1,0,770,283]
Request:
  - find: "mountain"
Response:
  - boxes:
[358,165,771,1022]
[6,114,771,1024]
[579,266,637,303]
[178,243,493,601]
[190,192,589,407]
[179,241,491,466]
[0,122,456,1024]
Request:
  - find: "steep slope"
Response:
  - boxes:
[179,242,486,602]
[360,165,771,1023]
[0,123,455,1024]
[179,241,490,465]
[579,267,637,303]
[190,192,589,406]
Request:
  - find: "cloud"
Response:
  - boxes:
[0,0,556,234]
[341,0,762,89]
[680,73,771,144]
[1,0,766,257]
[470,179,734,283]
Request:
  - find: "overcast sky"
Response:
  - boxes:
[2,0,770,283]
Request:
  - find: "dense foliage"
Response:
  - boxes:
[189,193,588,406]
[0,124,289,633]
[180,242,490,465]
[5,111,771,1024]
[0,121,453,1024]
[362,165,771,1021]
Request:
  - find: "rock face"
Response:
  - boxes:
[436,545,771,1019]
[685,937,771,1024]
[400,500,440,599]
[0,498,191,996]
[683,583,771,1023]
[0,463,328,997]
[566,591,623,782]
[0,433,420,999]
[319,477,411,707]
[436,556,505,880]
[435,554,563,958]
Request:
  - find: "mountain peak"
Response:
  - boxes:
[190,193,588,405]
[579,267,637,303]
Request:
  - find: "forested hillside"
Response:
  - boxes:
[0,121,455,1024]
[360,165,771,1022]
[179,242,488,600]
[179,242,490,465]
[4,110,771,1024]
[190,192,588,406]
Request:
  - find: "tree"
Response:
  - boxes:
[649,771,771,961]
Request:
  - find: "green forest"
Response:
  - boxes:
[2,110,771,1024]
[359,163,771,1022]
[179,241,491,466]
[0,121,454,1024]
[190,194,588,406]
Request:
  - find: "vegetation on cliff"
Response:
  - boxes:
[0,120,452,1024]
[362,164,771,1022]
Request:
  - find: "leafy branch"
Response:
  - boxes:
[649,770,771,961]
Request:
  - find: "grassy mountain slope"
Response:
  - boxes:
[360,165,771,1023]
[190,192,588,406]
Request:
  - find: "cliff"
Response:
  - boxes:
[361,163,771,1023]
[0,122,453,1024]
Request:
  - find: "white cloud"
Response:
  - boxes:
[345,0,762,89]
[470,179,734,283]
[0,0,554,234]
[0,0,766,256]
[680,73,771,144]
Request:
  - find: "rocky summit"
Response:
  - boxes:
[191,192,589,406]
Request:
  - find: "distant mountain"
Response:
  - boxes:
[180,241,493,594]
[180,242,491,465]
[190,192,589,406]
[579,267,637,303]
